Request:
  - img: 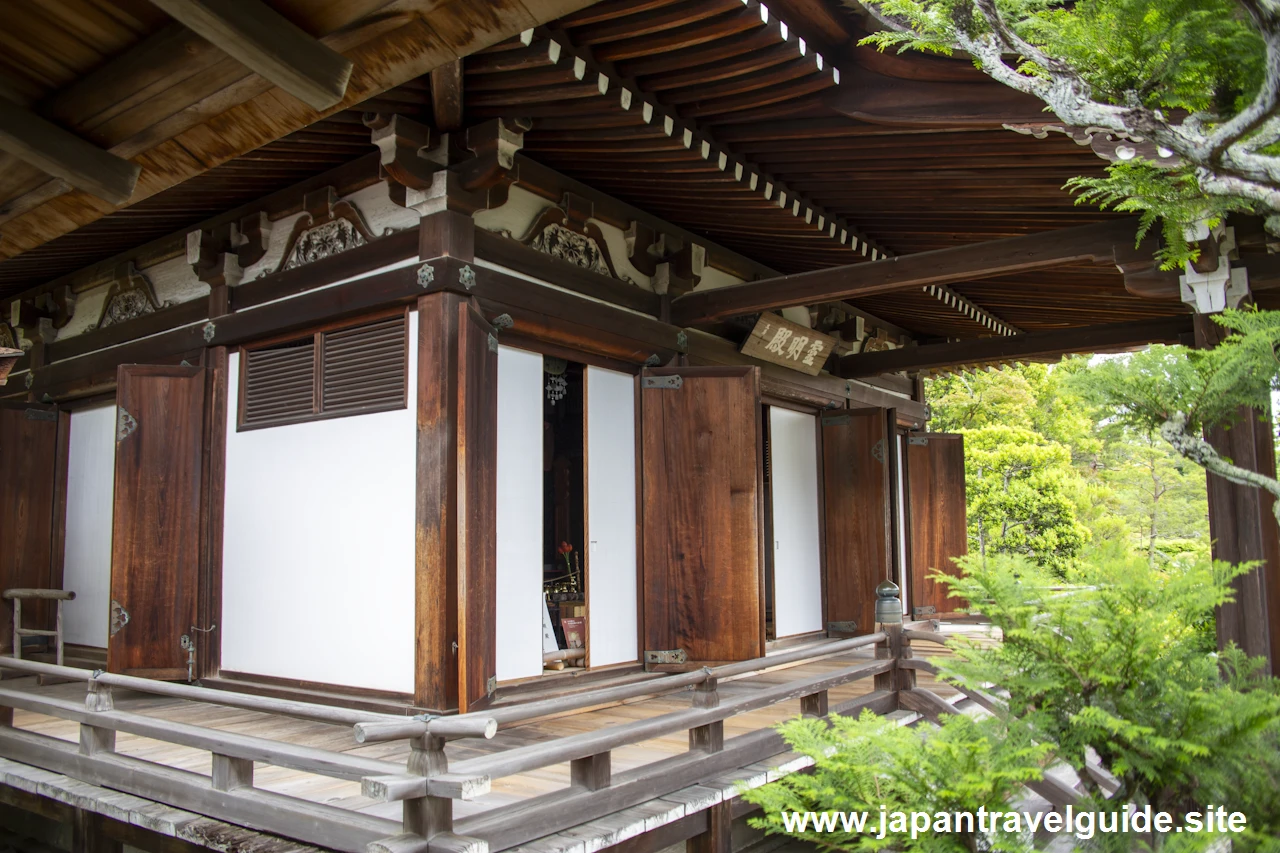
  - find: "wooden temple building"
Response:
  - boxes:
[0,0,1276,851]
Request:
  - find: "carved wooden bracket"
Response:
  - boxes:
[98,263,162,329]
[623,223,704,296]
[187,212,271,288]
[273,187,384,274]
[370,114,530,217]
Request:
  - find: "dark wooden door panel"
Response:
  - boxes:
[0,403,66,648]
[906,432,968,618]
[108,365,205,678]
[821,409,890,636]
[641,366,764,670]
[457,301,498,712]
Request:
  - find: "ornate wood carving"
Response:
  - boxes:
[517,192,621,280]
[274,187,385,273]
[98,263,163,329]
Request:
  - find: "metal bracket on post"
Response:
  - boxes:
[641,375,682,390]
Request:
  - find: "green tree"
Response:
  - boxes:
[856,0,1278,267]
[942,554,1280,849]
[964,425,1090,574]
[745,554,1280,852]
[1075,309,1280,527]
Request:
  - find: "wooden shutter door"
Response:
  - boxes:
[821,409,890,636]
[0,403,67,650]
[108,365,205,678]
[640,366,765,671]
[906,432,967,618]
[457,302,499,712]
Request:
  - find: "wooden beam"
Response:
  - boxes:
[669,218,1140,326]
[430,59,465,133]
[824,67,1053,128]
[146,0,353,111]
[0,96,140,206]
[837,316,1193,378]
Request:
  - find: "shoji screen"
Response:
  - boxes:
[769,407,824,637]
[495,345,545,681]
[62,403,116,648]
[585,366,638,666]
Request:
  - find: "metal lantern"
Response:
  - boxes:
[875,579,903,626]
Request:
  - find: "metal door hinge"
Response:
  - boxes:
[488,333,498,353]
[486,676,498,697]
[642,375,682,390]
[492,313,513,331]
[110,600,130,636]
[913,605,937,618]
[24,408,56,422]
[821,413,850,426]
[827,620,859,635]
[180,634,196,683]
[871,438,886,463]
[644,649,688,666]
[116,408,138,441]
[908,436,929,446]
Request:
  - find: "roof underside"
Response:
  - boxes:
[0,0,1196,342]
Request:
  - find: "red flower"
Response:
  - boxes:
[558,541,573,555]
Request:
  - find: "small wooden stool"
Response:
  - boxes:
[4,588,76,665]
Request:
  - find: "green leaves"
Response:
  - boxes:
[743,710,1050,852]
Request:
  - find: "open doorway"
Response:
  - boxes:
[543,360,587,669]
[495,348,639,683]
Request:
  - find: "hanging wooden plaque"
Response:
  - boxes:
[739,312,838,376]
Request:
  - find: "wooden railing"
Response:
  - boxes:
[0,626,956,853]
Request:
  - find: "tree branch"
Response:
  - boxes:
[1159,411,1280,528]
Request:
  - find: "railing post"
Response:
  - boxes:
[212,754,254,791]
[687,800,732,853]
[80,679,115,756]
[403,732,452,841]
[689,671,723,753]
[570,752,612,791]
[800,690,829,718]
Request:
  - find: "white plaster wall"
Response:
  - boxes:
[769,407,824,637]
[220,315,417,693]
[585,366,638,667]
[61,403,116,648]
[496,345,545,682]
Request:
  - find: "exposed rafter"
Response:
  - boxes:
[146,0,353,111]
[837,315,1192,378]
[532,1,891,260]
[669,218,1139,327]
[526,3,1024,337]
[0,95,140,206]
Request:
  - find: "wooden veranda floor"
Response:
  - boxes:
[0,627,996,853]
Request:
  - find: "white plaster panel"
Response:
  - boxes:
[769,407,824,637]
[585,366,638,667]
[496,345,546,682]
[61,403,116,648]
[220,315,417,693]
